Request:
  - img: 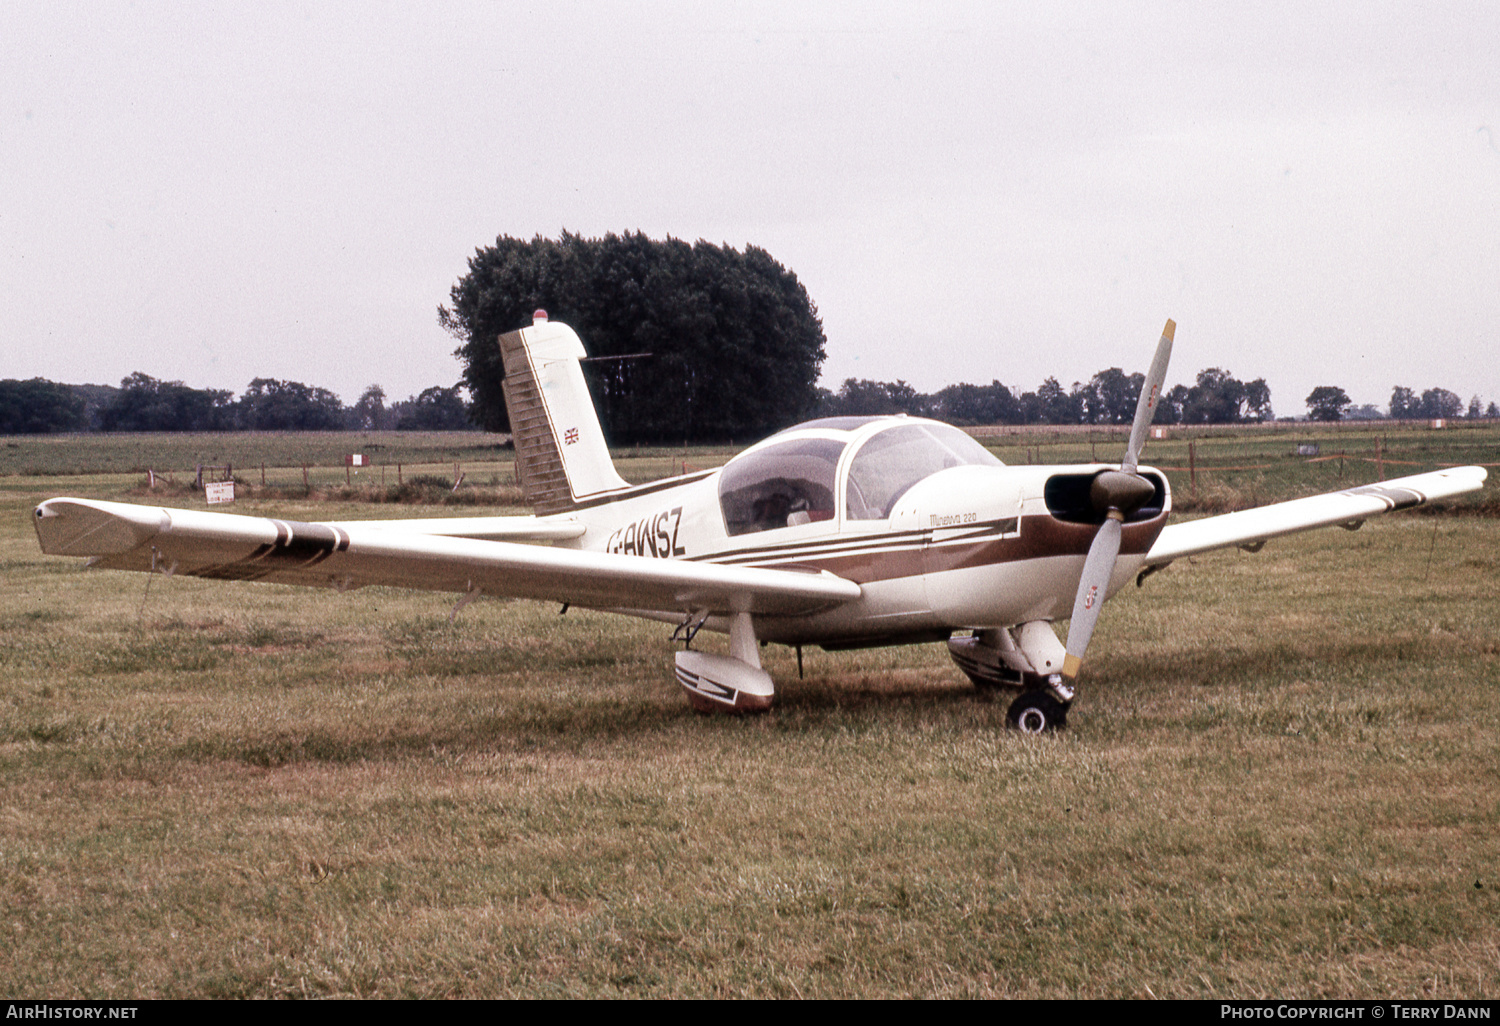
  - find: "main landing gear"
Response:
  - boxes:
[673,610,776,714]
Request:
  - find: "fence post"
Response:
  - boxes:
[1188,441,1198,498]
[303,464,309,488]
[261,462,266,486]
[1376,437,1385,480]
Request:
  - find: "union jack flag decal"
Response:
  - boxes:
[563,427,580,445]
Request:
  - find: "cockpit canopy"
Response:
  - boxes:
[718,437,844,536]
[718,419,1004,536]
[843,422,1002,520]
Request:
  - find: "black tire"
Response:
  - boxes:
[1006,691,1068,733]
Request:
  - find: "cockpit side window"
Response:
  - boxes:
[719,438,847,536]
[845,424,1003,520]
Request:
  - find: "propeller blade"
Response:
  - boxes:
[1062,513,1122,680]
[1059,319,1173,687]
[1122,319,1175,474]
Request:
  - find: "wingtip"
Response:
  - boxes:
[32,497,168,556]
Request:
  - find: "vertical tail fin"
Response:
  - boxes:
[499,313,629,514]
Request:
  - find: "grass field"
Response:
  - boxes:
[1,428,1497,997]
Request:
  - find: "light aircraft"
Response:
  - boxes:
[33,314,1487,731]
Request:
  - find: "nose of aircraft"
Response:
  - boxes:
[1061,319,1175,684]
[1089,469,1157,519]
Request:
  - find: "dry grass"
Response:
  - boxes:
[1,442,1497,998]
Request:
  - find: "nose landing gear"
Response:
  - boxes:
[1006,682,1071,733]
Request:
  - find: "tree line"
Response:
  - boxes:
[825,374,1493,427]
[8,365,1489,438]
[0,375,473,435]
[1303,385,1496,423]
[819,367,1275,425]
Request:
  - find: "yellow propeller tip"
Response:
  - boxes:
[1162,319,1176,342]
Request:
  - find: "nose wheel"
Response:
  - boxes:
[1006,680,1072,733]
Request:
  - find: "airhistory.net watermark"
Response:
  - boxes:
[5,1007,138,1020]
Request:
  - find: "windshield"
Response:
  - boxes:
[845,423,1002,520]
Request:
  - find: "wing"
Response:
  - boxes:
[32,497,859,617]
[1143,466,1487,566]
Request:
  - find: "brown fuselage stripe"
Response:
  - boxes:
[704,514,1020,565]
[699,512,1168,586]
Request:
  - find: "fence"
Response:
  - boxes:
[132,424,1495,510]
[145,459,520,496]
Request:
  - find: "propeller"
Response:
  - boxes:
[1059,319,1175,684]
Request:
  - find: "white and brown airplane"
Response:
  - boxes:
[32,314,1487,731]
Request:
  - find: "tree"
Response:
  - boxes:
[0,378,88,433]
[1034,377,1083,425]
[1305,386,1351,422]
[68,383,120,430]
[1389,386,1418,419]
[1156,384,1190,425]
[818,378,927,417]
[1080,368,1143,425]
[352,385,388,430]
[1179,368,1246,424]
[441,232,826,443]
[1417,388,1463,420]
[100,373,236,432]
[1242,378,1274,421]
[929,380,1022,425]
[395,385,472,430]
[238,378,345,430]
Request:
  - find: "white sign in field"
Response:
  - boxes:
[205,481,235,504]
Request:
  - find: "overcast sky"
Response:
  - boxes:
[5,1,1497,417]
